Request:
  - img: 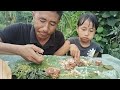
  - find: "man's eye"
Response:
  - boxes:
[50,22,56,26]
[40,19,46,23]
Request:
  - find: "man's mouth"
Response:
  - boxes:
[38,32,48,36]
[41,33,47,36]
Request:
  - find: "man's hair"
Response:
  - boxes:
[77,12,99,30]
[56,11,63,19]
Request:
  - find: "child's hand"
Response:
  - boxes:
[70,44,80,61]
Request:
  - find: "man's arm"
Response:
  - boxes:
[54,40,70,55]
[0,39,44,64]
[54,40,80,61]
[0,38,17,54]
[0,23,45,64]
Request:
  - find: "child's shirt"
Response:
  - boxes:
[68,37,103,57]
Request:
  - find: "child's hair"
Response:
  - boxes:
[77,12,99,30]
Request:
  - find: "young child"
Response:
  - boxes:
[55,12,103,58]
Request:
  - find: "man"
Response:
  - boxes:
[0,11,65,64]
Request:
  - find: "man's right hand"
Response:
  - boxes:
[17,44,44,64]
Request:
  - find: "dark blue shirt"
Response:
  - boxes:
[68,37,103,57]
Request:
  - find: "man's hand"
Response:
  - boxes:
[70,44,80,61]
[17,44,44,64]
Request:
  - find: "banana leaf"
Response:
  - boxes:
[0,55,120,79]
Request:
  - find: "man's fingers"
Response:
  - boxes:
[31,52,44,64]
[29,57,40,64]
[23,52,44,64]
[23,56,39,64]
[32,45,44,54]
[31,57,42,64]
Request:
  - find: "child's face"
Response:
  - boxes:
[77,19,96,43]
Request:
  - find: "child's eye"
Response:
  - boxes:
[82,28,86,31]
[90,30,93,32]
[90,29,94,32]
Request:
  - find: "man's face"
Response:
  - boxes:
[77,19,96,43]
[32,11,60,40]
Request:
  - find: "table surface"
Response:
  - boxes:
[0,54,120,79]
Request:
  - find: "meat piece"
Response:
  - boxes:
[76,61,86,66]
[45,67,60,79]
[64,58,76,70]
[36,52,44,63]
[95,60,102,66]
[0,59,12,79]
[76,59,89,66]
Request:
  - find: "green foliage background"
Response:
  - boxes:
[0,11,120,59]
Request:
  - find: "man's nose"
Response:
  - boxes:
[43,23,49,32]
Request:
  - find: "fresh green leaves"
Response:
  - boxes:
[97,27,104,33]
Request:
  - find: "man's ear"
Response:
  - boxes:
[32,11,36,22]
[32,11,35,16]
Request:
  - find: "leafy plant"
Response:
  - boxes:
[107,25,120,59]
[58,11,84,39]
